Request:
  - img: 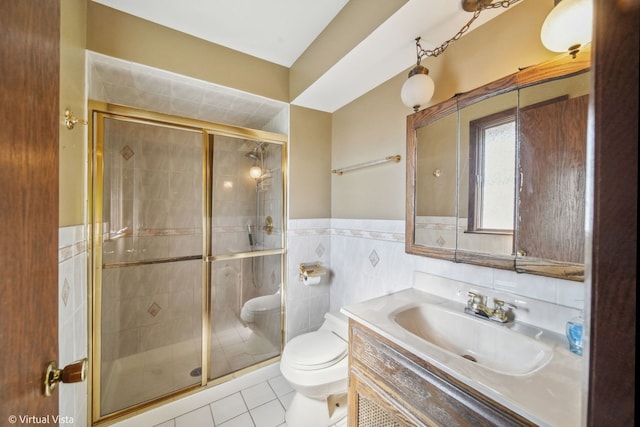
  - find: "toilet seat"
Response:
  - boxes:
[285,330,347,371]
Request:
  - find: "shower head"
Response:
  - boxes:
[245,150,260,160]
[245,143,265,161]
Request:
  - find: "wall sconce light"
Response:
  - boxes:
[541,0,593,58]
[401,0,522,112]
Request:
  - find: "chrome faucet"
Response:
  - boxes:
[464,292,515,323]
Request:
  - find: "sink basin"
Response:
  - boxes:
[393,304,552,375]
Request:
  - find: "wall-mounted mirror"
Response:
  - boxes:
[456,91,518,269]
[410,98,458,261]
[515,73,589,279]
[406,50,590,281]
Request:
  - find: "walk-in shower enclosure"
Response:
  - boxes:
[89,104,287,422]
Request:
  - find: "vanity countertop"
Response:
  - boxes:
[342,286,583,427]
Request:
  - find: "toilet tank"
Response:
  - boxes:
[320,310,349,341]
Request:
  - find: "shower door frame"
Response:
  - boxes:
[88,101,288,425]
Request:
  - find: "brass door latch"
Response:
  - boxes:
[44,358,87,396]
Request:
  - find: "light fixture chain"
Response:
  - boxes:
[418,0,522,59]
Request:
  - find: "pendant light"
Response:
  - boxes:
[401,0,523,112]
[541,0,593,58]
[400,39,435,113]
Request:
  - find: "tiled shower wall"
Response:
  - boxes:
[100,120,203,364]
[211,135,283,312]
[99,124,284,369]
[101,261,202,364]
[211,135,258,255]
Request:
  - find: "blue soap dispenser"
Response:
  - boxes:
[566,311,584,356]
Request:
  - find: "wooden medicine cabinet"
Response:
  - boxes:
[406,49,591,281]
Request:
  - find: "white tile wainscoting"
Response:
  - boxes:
[58,224,89,426]
[58,218,584,425]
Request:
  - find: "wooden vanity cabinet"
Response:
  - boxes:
[347,320,536,427]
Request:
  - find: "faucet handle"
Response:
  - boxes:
[494,299,517,310]
[492,299,516,323]
[467,291,485,308]
[467,291,478,304]
[491,300,508,322]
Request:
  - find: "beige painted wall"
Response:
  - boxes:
[289,106,332,218]
[85,1,289,103]
[82,2,337,220]
[330,0,559,220]
[59,0,289,226]
[59,0,87,226]
[61,0,561,224]
[331,71,409,219]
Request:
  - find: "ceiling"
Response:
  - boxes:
[90,0,518,116]
[92,0,351,68]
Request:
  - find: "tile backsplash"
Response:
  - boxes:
[285,218,585,342]
[411,271,582,335]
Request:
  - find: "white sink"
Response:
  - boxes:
[393,303,552,375]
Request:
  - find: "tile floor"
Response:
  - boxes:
[114,363,347,427]
[155,375,292,427]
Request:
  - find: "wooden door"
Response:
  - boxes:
[588,1,637,425]
[517,94,588,263]
[0,0,60,423]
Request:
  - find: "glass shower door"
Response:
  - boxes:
[207,135,284,380]
[95,115,204,416]
[91,107,287,422]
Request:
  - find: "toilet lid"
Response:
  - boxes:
[244,293,280,312]
[285,330,347,370]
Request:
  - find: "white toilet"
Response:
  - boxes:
[280,311,349,427]
[240,290,281,356]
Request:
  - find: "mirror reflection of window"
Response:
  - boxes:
[468,109,516,234]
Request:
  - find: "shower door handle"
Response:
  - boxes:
[44,358,87,396]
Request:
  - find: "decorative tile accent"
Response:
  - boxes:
[74,240,87,254]
[147,302,162,317]
[58,245,74,263]
[369,250,380,267]
[315,243,325,258]
[286,228,331,237]
[61,278,71,307]
[120,145,135,160]
[331,227,404,243]
[437,236,446,247]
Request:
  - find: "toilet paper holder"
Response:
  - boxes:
[299,263,327,281]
